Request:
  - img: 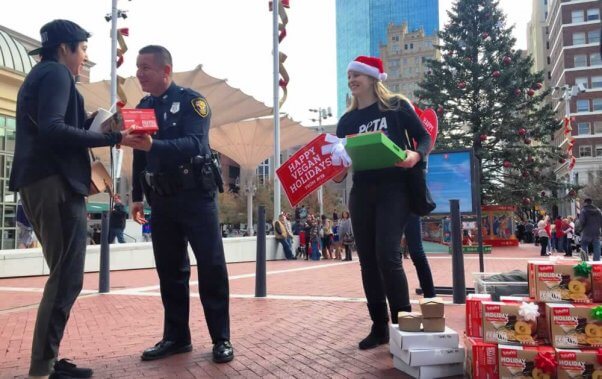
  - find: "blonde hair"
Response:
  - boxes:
[346,80,411,113]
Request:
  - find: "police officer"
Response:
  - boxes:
[129,45,233,363]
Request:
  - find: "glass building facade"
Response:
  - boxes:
[336,0,439,115]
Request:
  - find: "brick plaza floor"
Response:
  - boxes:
[0,243,543,378]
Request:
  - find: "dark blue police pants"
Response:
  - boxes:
[20,175,87,376]
[150,189,230,344]
[349,179,412,324]
[404,214,436,298]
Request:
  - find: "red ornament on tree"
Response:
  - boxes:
[522,197,531,206]
[503,160,512,168]
[481,32,489,39]
[492,70,501,78]
[541,191,546,197]
[514,88,522,96]
[559,158,566,164]
[518,128,527,136]
[527,156,535,163]
[522,171,529,178]
[437,105,444,114]
[465,57,472,63]
[527,89,535,97]
[457,81,466,89]
[479,134,488,141]
[524,138,532,145]
[533,83,543,90]
[503,56,512,65]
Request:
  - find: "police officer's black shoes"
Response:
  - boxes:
[51,359,93,378]
[358,323,389,350]
[212,340,234,363]
[141,340,193,361]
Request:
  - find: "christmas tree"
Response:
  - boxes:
[415,0,574,211]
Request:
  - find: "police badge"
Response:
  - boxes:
[170,102,180,114]
[192,97,209,117]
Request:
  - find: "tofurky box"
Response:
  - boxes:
[547,303,602,349]
[499,296,548,342]
[497,345,556,379]
[556,348,602,379]
[483,301,542,346]
[344,132,407,171]
[533,261,593,303]
[466,294,492,338]
[465,336,499,379]
[591,262,602,302]
[120,108,159,134]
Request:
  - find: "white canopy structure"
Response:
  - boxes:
[210,116,317,234]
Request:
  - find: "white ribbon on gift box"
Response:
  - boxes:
[321,134,351,167]
[519,301,540,322]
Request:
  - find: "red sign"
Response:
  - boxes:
[276,133,346,207]
[121,109,159,134]
[412,105,439,152]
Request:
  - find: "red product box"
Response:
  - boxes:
[498,345,556,379]
[556,348,602,379]
[466,294,492,338]
[121,109,159,134]
[465,336,499,379]
[499,297,548,342]
[591,263,602,302]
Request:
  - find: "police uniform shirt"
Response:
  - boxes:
[336,99,431,182]
[132,82,211,202]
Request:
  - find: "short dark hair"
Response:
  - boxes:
[585,198,593,205]
[40,41,80,62]
[138,45,172,68]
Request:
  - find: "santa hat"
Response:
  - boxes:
[347,56,388,81]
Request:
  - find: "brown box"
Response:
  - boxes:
[498,345,556,379]
[423,317,445,332]
[499,296,548,342]
[547,303,602,348]
[398,312,422,332]
[557,348,602,379]
[483,302,542,346]
[419,297,445,318]
[534,262,592,303]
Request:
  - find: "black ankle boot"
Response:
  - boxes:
[359,323,389,350]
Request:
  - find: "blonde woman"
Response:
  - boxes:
[332,56,431,350]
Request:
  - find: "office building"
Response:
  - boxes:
[336,0,439,115]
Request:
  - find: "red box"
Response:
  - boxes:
[465,336,499,379]
[498,345,556,379]
[121,109,159,134]
[591,263,602,302]
[499,297,548,342]
[466,294,491,338]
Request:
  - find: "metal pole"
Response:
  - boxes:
[99,0,119,294]
[450,199,466,304]
[255,205,267,297]
[474,156,485,272]
[317,108,323,216]
[272,0,281,222]
[99,211,110,293]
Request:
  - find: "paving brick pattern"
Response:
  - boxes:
[0,243,546,378]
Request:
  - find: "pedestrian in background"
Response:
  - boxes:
[578,198,602,261]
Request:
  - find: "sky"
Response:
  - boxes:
[0,0,532,126]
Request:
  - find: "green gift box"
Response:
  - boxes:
[345,132,407,171]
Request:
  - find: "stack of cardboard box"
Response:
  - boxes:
[390,297,465,378]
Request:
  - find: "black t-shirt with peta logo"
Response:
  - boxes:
[336,100,430,182]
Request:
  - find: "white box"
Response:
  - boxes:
[390,340,465,367]
[393,356,464,378]
[390,324,460,350]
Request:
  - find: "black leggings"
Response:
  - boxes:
[539,236,549,256]
[349,179,412,323]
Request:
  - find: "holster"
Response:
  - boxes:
[139,171,153,206]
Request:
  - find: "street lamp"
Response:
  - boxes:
[309,107,334,216]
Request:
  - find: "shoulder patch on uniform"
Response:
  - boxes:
[192,97,209,117]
